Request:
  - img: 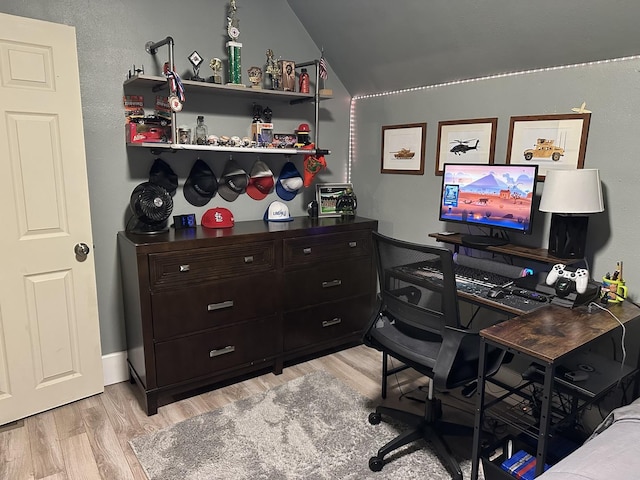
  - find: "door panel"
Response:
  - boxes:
[0,13,103,426]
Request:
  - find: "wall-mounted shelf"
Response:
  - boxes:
[126,141,330,156]
[124,74,332,104]
[125,37,331,153]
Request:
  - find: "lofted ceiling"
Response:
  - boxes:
[287,0,640,97]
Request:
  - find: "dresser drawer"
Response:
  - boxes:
[148,241,276,291]
[151,274,277,340]
[283,257,373,310]
[154,316,279,386]
[283,295,372,352]
[283,230,372,268]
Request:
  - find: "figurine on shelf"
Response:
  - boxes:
[208,58,223,84]
[248,66,263,88]
[252,103,263,123]
[263,106,273,123]
[265,49,280,90]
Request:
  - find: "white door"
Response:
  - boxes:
[0,12,103,426]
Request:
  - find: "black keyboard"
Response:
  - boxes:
[409,262,515,289]
[453,264,515,288]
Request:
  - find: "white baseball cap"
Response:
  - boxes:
[263,200,294,222]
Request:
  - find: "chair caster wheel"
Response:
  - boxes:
[369,456,384,472]
[368,412,382,425]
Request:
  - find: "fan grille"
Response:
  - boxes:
[130,182,173,224]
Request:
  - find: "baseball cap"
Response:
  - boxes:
[149,158,178,195]
[246,159,275,200]
[183,159,217,206]
[201,207,234,228]
[218,159,249,202]
[263,200,293,222]
[276,161,303,201]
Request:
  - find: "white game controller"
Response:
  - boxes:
[545,263,589,294]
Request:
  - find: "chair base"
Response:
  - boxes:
[368,401,471,480]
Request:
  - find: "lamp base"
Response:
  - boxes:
[548,214,589,259]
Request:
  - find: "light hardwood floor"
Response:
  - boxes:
[0,345,479,480]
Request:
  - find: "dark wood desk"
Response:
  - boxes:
[471,301,640,479]
[428,232,581,266]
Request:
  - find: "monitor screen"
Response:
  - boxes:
[439,163,539,235]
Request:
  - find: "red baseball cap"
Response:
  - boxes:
[201,207,234,228]
[246,159,275,200]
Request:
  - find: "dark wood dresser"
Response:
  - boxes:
[118,216,378,414]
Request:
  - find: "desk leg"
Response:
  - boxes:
[471,338,489,480]
[536,363,554,477]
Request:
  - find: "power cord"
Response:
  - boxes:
[588,301,627,386]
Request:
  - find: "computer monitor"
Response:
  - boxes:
[439,163,539,247]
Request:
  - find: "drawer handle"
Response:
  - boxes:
[179,264,190,272]
[349,241,357,248]
[244,256,254,263]
[210,345,235,358]
[303,247,312,255]
[207,300,234,311]
[322,318,342,328]
[322,279,342,288]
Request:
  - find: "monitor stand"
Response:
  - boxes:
[461,234,509,248]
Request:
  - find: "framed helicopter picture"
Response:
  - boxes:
[435,117,498,175]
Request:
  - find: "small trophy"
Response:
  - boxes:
[188,51,205,82]
[248,66,263,88]
[208,58,223,84]
[265,49,280,90]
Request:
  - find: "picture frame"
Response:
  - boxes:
[435,117,497,175]
[505,113,591,180]
[316,183,353,217]
[381,123,426,175]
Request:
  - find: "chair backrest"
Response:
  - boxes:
[364,232,505,390]
[372,231,461,335]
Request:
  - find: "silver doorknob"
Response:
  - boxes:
[74,243,90,257]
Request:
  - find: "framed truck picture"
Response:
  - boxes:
[505,113,591,180]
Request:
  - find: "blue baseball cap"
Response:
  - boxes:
[276,162,303,201]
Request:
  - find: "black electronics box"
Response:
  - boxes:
[514,274,599,308]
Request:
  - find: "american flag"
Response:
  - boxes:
[319,54,328,80]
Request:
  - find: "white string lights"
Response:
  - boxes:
[347,54,640,182]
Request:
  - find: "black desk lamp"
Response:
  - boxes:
[539,169,604,259]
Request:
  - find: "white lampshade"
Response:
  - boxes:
[539,169,604,214]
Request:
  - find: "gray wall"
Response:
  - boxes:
[0,0,352,355]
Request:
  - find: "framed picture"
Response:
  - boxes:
[435,117,497,175]
[506,113,591,180]
[316,183,353,217]
[381,123,426,175]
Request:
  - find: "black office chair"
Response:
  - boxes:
[363,232,505,479]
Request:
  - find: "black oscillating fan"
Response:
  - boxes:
[126,182,173,234]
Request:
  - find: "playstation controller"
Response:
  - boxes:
[545,263,589,294]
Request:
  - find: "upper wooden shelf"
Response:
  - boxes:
[126,142,330,156]
[123,74,332,103]
[428,232,582,265]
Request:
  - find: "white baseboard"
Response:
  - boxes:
[102,351,129,386]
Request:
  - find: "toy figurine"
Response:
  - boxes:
[265,49,280,90]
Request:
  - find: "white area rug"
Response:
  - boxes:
[130,371,477,479]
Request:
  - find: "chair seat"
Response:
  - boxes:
[369,316,439,372]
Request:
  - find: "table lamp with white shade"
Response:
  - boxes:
[539,169,604,259]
